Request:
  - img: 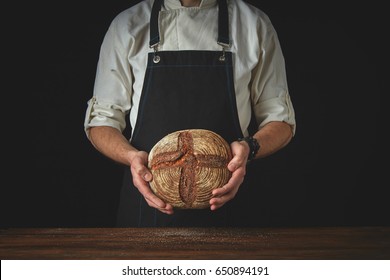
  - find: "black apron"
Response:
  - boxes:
[116,0,254,227]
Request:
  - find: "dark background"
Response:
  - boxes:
[2,1,387,227]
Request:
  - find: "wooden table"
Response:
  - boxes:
[1,227,389,259]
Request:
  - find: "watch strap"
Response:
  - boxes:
[238,136,260,161]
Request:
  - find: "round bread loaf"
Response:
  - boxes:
[148,129,232,209]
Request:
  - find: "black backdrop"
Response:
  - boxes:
[2,1,387,227]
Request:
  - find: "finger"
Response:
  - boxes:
[137,180,173,213]
[228,157,246,172]
[228,141,249,171]
[131,164,166,208]
[210,183,240,210]
[145,197,174,215]
[212,184,230,197]
[210,191,238,211]
[210,167,245,210]
[131,161,153,182]
[212,167,245,197]
[129,152,173,213]
[210,191,236,209]
[211,180,241,201]
[134,178,167,209]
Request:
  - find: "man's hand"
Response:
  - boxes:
[129,151,174,215]
[209,140,249,210]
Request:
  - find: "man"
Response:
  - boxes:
[84,0,296,227]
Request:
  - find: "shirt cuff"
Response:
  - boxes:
[84,96,127,139]
[254,95,296,135]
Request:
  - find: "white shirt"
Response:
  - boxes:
[84,0,296,140]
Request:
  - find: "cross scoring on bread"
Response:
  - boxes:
[150,131,229,207]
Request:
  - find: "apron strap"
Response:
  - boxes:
[149,0,163,48]
[149,0,230,48]
[217,0,230,47]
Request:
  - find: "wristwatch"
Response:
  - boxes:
[238,136,260,161]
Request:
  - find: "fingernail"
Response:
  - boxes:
[229,163,236,170]
[143,173,151,181]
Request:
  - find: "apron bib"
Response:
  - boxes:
[117,0,251,227]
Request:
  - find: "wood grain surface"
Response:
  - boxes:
[1,227,389,260]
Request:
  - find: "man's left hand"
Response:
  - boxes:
[209,140,249,210]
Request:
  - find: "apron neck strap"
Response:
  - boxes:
[216,0,230,48]
[149,0,230,48]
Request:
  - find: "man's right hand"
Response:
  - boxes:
[129,150,174,215]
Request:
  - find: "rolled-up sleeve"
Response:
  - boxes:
[84,16,133,139]
[84,96,128,138]
[251,16,296,135]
